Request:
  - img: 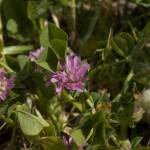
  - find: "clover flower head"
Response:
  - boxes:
[50,53,90,93]
[29,47,44,62]
[0,68,15,101]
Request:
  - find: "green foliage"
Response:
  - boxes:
[0,0,150,149]
[15,105,49,136]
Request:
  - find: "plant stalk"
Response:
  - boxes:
[71,0,76,30]
[9,124,16,150]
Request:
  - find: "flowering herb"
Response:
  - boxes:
[50,53,90,93]
[0,68,15,101]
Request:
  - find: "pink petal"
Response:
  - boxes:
[56,85,63,93]
[66,82,84,92]
[51,78,58,83]
[77,63,90,79]
[73,55,81,69]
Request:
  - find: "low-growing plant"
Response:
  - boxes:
[0,0,150,150]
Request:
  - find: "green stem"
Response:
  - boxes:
[106,28,113,49]
[71,0,76,30]
[51,13,60,28]
[128,21,139,42]
[120,125,127,140]
[0,122,6,131]
[0,61,15,73]
[48,109,59,134]
[0,15,4,55]
[9,124,16,150]
[83,5,100,43]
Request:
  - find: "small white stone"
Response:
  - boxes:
[142,89,150,111]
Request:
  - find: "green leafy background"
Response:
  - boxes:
[0,0,150,149]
